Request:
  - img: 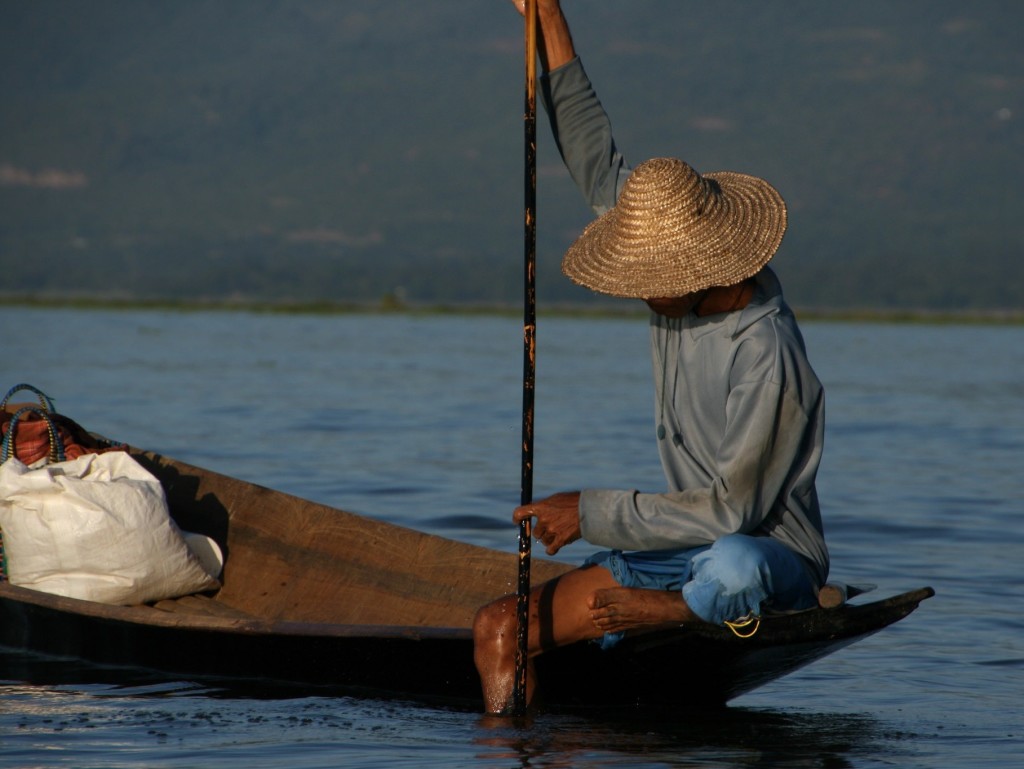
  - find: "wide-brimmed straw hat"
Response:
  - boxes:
[561,157,787,298]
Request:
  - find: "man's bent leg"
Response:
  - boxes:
[683,534,818,625]
[473,564,618,714]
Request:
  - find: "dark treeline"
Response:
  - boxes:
[2,2,1020,311]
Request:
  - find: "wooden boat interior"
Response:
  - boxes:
[130,448,572,630]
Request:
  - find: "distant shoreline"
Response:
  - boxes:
[3,295,1023,326]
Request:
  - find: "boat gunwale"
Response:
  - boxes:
[0,581,475,640]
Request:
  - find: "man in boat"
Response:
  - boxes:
[474,0,829,714]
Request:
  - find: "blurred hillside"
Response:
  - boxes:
[1,1,1021,311]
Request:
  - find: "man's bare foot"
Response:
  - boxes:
[587,587,697,635]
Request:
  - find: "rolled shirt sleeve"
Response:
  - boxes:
[541,56,631,215]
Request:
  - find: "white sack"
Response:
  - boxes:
[0,452,220,605]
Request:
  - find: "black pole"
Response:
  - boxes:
[513,0,538,718]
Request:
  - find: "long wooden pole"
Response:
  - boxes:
[513,0,538,718]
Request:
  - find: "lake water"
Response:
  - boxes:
[1,306,1021,768]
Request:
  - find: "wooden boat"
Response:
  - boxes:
[0,445,934,708]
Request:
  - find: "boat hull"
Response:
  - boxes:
[0,579,934,707]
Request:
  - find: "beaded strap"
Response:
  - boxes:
[0,406,66,464]
[1,383,56,412]
[1,390,61,580]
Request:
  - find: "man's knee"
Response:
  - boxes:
[472,596,517,653]
[681,535,774,625]
[699,534,772,591]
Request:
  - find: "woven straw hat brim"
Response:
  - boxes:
[561,159,787,299]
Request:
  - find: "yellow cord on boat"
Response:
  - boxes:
[724,615,761,638]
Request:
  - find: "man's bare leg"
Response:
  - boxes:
[473,564,618,714]
[474,567,706,714]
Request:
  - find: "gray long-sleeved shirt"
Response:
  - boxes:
[541,58,829,585]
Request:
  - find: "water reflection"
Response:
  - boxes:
[474,707,909,768]
[3,648,918,769]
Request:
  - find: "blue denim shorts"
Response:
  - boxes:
[584,534,818,649]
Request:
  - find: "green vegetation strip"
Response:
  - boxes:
[3,295,1023,326]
